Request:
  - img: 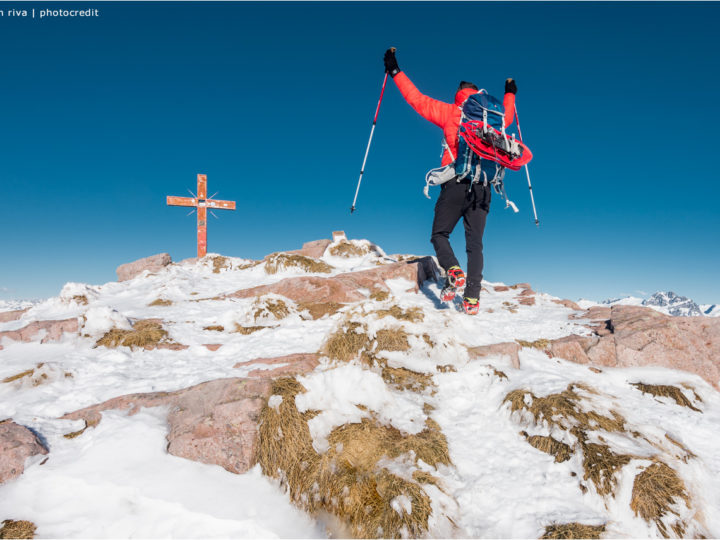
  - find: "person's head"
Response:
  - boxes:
[455,81,479,106]
[457,81,478,92]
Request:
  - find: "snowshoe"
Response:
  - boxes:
[441,284,457,302]
[447,266,466,288]
[462,297,480,316]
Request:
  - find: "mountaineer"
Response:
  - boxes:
[383,48,518,315]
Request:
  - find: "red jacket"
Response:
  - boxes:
[393,71,516,167]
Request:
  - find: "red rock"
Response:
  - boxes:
[0,318,78,347]
[551,299,582,311]
[63,378,272,474]
[0,309,28,324]
[510,283,532,290]
[550,306,720,389]
[204,344,223,351]
[570,306,611,321]
[0,419,48,484]
[227,258,438,304]
[286,239,333,259]
[116,253,172,282]
[467,342,521,369]
[518,296,536,306]
[234,353,320,378]
[493,286,510,292]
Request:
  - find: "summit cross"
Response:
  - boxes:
[166,174,236,258]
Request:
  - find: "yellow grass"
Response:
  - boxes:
[541,522,605,539]
[328,241,370,258]
[264,253,332,274]
[0,520,36,539]
[148,298,173,307]
[253,297,291,321]
[374,305,424,323]
[203,325,225,332]
[521,431,572,463]
[382,367,434,392]
[72,295,89,305]
[631,383,701,412]
[370,289,390,302]
[233,324,268,335]
[258,377,449,538]
[95,320,169,350]
[631,461,690,538]
[516,338,551,350]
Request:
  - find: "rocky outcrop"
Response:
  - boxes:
[63,378,272,474]
[286,239,333,259]
[227,257,438,304]
[550,305,720,388]
[0,309,28,324]
[467,342,521,369]
[234,353,320,378]
[116,253,172,282]
[0,318,78,350]
[0,420,48,484]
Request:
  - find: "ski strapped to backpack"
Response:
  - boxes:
[424,90,533,214]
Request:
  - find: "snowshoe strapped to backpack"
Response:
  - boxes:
[456,91,533,177]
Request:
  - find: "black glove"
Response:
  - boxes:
[384,48,400,77]
[505,78,517,94]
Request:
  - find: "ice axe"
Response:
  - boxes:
[350,47,395,213]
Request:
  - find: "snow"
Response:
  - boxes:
[1,247,719,538]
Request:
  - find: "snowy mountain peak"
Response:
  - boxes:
[602,291,715,317]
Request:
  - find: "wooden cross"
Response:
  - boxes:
[166,174,236,258]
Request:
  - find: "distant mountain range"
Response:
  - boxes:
[602,291,719,318]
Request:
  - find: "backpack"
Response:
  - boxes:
[424,90,531,214]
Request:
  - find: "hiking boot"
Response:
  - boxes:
[462,297,480,315]
[447,266,466,288]
[441,284,457,302]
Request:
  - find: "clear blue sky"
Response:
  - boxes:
[1,2,719,304]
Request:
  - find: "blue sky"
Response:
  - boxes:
[1,2,719,304]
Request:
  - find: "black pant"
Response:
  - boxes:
[430,181,490,299]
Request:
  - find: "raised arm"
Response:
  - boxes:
[384,49,454,128]
[503,78,517,127]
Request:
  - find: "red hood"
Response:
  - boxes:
[454,87,478,107]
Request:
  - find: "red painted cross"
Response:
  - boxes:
[166,174,236,258]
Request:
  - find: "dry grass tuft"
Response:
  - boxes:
[323,321,369,362]
[577,434,633,497]
[664,434,696,463]
[258,377,446,538]
[0,520,36,539]
[437,365,457,373]
[253,297,291,321]
[264,253,333,274]
[492,368,508,380]
[382,367,434,392]
[541,522,605,539]
[298,302,342,320]
[516,338,551,350]
[503,384,625,434]
[374,305,424,323]
[63,418,99,439]
[95,320,169,350]
[505,385,631,497]
[2,368,36,384]
[631,461,690,538]
[376,328,411,352]
[521,431,572,463]
[210,256,230,273]
[233,324,269,335]
[72,295,89,305]
[203,325,225,332]
[421,333,435,348]
[370,289,390,302]
[328,241,371,258]
[148,298,173,307]
[631,383,701,412]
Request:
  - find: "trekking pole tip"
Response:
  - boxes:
[350,206,356,214]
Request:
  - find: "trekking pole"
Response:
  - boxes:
[514,105,540,227]
[350,52,394,213]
